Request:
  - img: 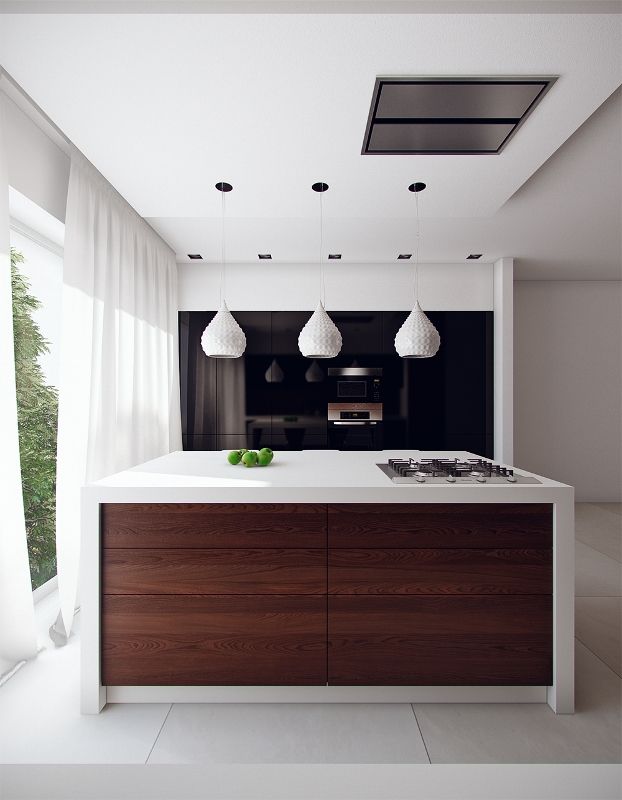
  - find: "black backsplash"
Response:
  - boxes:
[179,310,494,457]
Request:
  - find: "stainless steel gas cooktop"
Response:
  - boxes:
[376,457,541,485]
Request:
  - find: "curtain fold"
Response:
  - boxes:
[54,156,182,640]
[0,92,38,675]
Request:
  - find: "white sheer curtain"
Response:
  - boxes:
[0,93,38,677]
[53,156,182,641]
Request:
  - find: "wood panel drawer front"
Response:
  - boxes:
[102,503,326,549]
[102,595,327,686]
[328,504,552,549]
[328,596,552,686]
[329,548,552,595]
[103,548,326,595]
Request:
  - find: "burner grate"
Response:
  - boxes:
[385,457,518,483]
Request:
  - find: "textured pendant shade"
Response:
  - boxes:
[394,300,440,358]
[201,181,246,359]
[298,182,342,359]
[298,301,343,359]
[395,181,440,359]
[201,301,246,358]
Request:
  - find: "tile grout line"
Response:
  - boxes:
[574,636,622,681]
[410,704,432,765]
[144,703,173,764]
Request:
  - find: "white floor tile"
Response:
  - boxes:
[575,504,622,563]
[594,503,622,517]
[148,703,429,764]
[0,616,169,764]
[412,642,622,764]
[576,596,622,678]
[575,541,622,597]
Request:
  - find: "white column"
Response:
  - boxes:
[493,257,514,463]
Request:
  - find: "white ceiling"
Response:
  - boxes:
[0,8,620,277]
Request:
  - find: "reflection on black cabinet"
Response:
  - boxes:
[179,311,493,457]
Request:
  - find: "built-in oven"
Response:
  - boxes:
[327,368,383,450]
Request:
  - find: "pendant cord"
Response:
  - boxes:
[319,190,324,306]
[414,190,420,305]
[220,189,226,307]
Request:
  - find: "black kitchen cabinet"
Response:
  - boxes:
[179,311,493,457]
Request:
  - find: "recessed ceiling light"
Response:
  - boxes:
[362,76,557,155]
[258,254,272,259]
[467,253,483,259]
[188,253,203,260]
[328,254,341,260]
[398,254,412,260]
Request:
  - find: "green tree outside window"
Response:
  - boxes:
[11,247,58,589]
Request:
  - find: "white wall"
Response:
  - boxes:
[514,280,622,501]
[2,92,69,223]
[178,261,493,311]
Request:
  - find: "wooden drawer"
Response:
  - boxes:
[101,503,326,549]
[328,595,552,686]
[103,548,326,595]
[329,548,552,595]
[328,504,552,549]
[102,595,327,685]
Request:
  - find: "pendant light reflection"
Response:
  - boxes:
[201,182,247,359]
[265,358,284,383]
[305,360,324,383]
[298,182,342,359]
[394,182,440,359]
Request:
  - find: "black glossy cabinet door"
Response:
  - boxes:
[179,311,493,457]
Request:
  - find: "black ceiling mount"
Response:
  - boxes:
[258,254,272,259]
[408,182,426,193]
[215,182,233,192]
[467,254,483,259]
[187,254,203,260]
[312,182,329,193]
[362,76,558,155]
[398,254,412,259]
[328,254,342,260]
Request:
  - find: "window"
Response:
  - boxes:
[9,188,64,590]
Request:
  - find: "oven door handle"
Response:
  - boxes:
[331,421,377,426]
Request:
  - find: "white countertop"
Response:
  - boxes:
[84,450,572,504]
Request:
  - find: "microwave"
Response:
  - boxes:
[327,367,382,403]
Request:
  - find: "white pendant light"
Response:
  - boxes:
[201,182,246,359]
[298,182,342,359]
[395,182,440,359]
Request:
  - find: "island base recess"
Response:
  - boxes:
[81,450,574,714]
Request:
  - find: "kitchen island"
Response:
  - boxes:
[81,450,574,714]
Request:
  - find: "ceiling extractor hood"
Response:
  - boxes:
[362,76,558,155]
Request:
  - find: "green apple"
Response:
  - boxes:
[227,450,242,465]
[257,447,274,466]
[241,450,258,467]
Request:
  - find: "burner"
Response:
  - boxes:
[377,457,538,485]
